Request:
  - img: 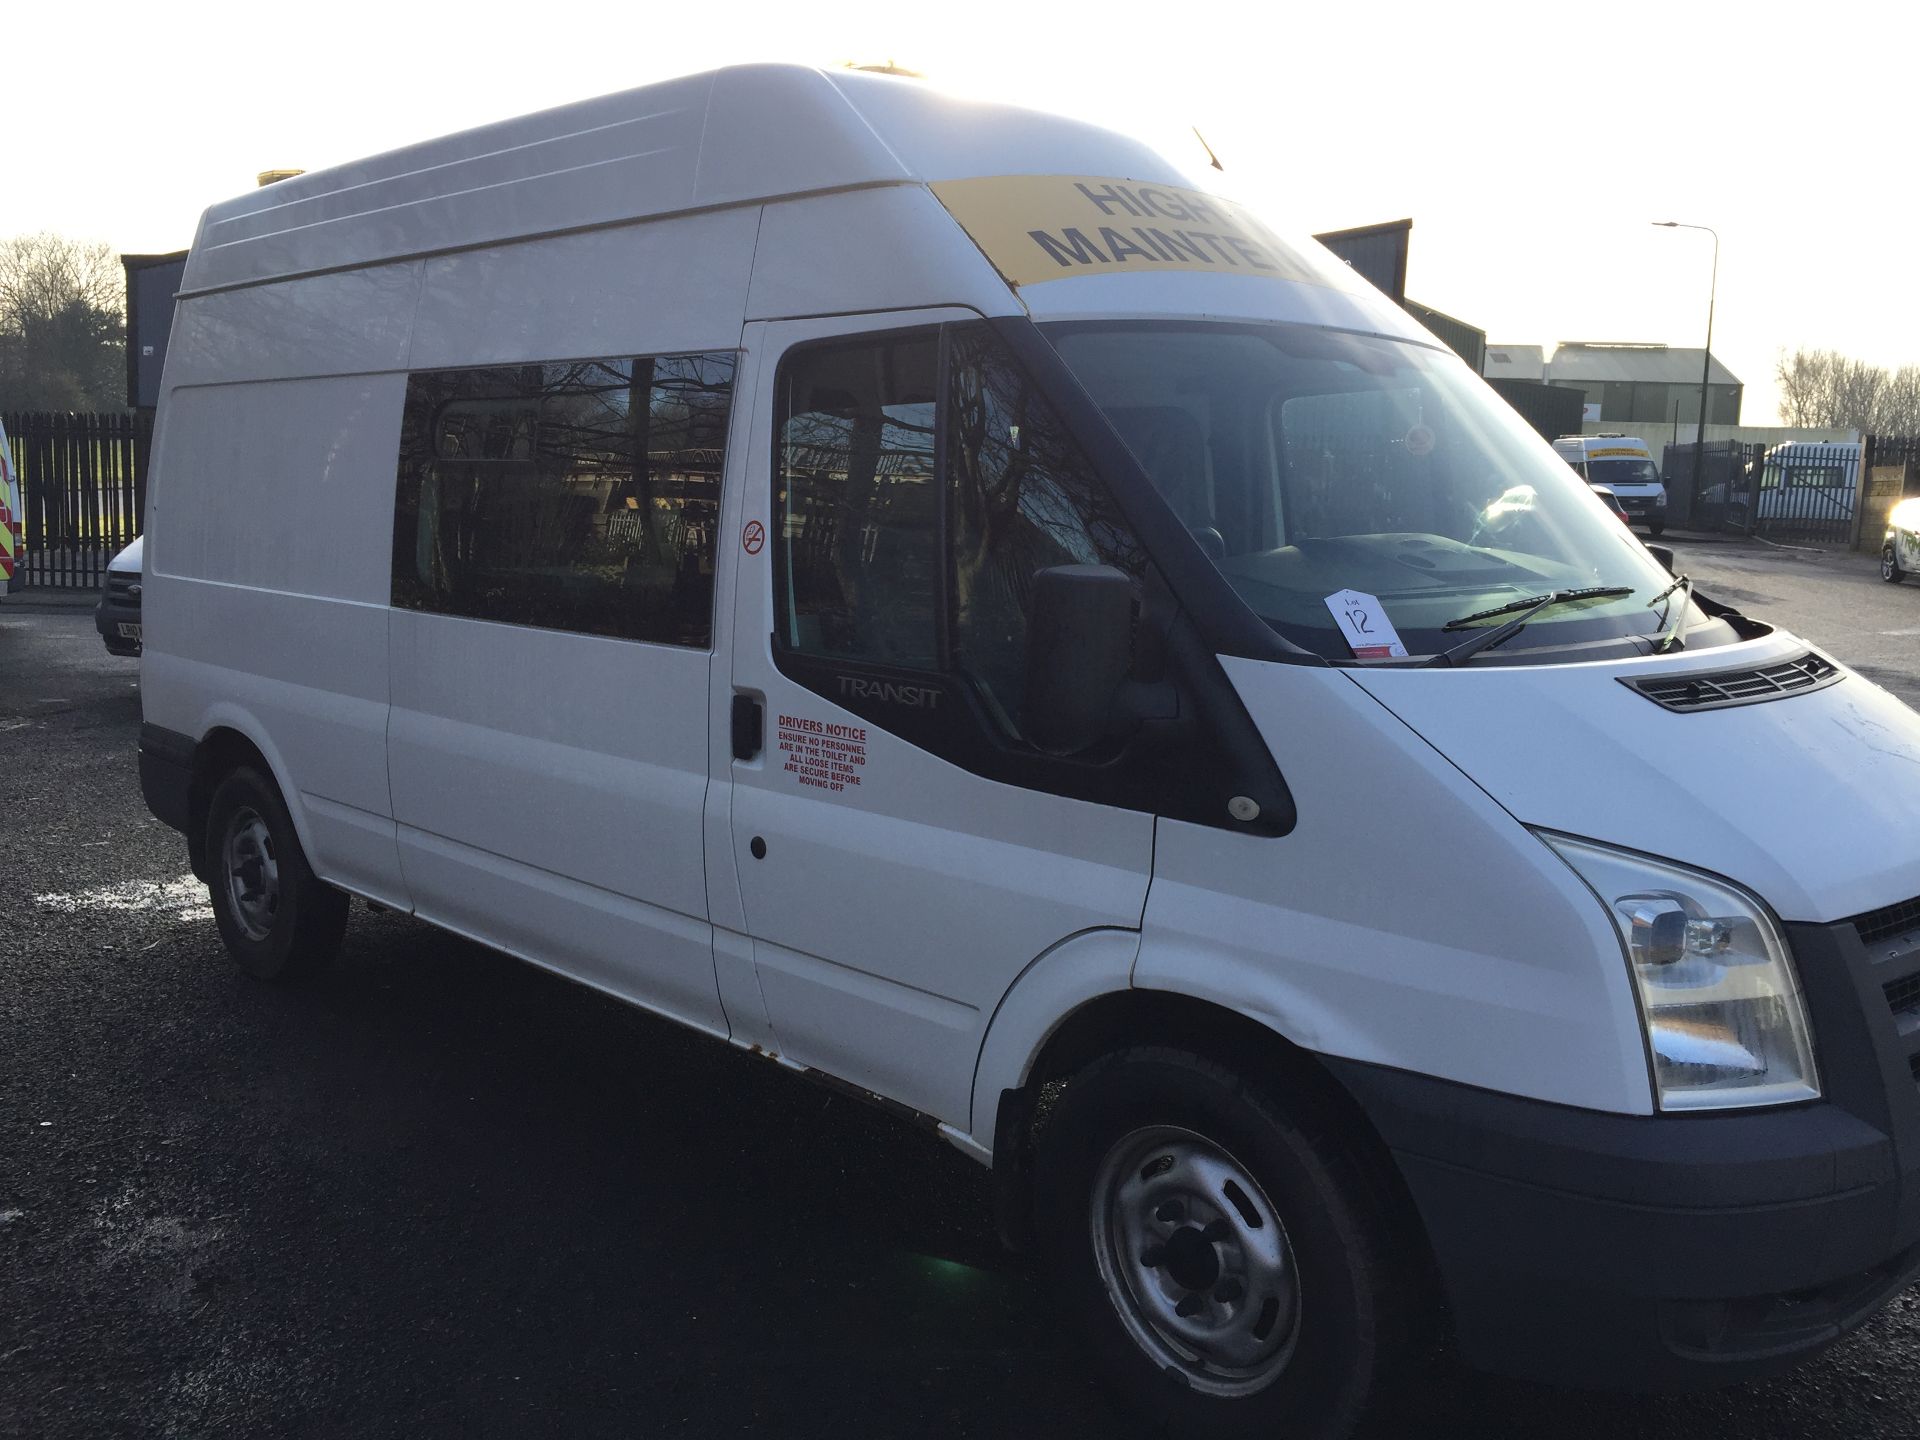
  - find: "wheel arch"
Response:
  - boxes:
[981,972,1426,1279]
[184,717,311,882]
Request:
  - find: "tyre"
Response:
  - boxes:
[204,763,349,980]
[1884,543,1905,585]
[1649,522,1665,537]
[1035,1047,1413,1440]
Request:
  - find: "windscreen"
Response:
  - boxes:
[1588,457,1660,487]
[1045,322,1712,662]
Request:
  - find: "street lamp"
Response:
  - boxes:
[1653,221,1720,515]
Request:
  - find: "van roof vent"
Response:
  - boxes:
[1620,651,1841,712]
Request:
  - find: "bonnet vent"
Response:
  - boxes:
[1620,652,1840,713]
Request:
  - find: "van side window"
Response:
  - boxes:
[775,334,940,668]
[774,324,1146,745]
[393,352,734,646]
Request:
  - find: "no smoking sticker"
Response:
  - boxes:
[742,520,765,555]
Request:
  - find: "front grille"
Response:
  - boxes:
[1886,971,1920,1017]
[105,572,140,608]
[1859,896,1920,950]
[1621,652,1840,712]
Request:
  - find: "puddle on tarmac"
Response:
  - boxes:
[34,874,213,924]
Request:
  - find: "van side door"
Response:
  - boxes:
[387,351,737,1032]
[723,312,1155,1127]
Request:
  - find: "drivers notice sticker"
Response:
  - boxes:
[777,713,867,793]
[1324,590,1408,659]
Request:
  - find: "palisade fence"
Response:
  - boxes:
[2,412,151,588]
[1663,434,1920,548]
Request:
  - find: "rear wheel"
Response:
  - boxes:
[204,764,349,980]
[1884,543,1905,584]
[1035,1047,1414,1439]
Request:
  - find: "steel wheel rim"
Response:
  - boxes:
[1091,1124,1301,1396]
[1886,546,1899,580]
[221,805,280,942]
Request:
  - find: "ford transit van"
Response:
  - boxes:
[1553,433,1668,533]
[136,65,1920,1438]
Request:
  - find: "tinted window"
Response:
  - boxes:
[393,352,734,645]
[774,323,1146,741]
[775,334,940,668]
[946,323,1147,729]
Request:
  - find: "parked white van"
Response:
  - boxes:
[138,65,1920,1437]
[1552,433,1668,534]
[1756,440,1861,523]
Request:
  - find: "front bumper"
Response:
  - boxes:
[1326,917,1920,1391]
[94,580,141,655]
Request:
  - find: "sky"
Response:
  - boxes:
[8,0,1916,423]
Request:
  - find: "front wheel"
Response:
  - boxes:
[205,764,349,980]
[1035,1047,1414,1439]
[1648,521,1666,537]
[1884,543,1906,584]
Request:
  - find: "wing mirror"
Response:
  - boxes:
[1647,543,1676,574]
[1023,564,1135,755]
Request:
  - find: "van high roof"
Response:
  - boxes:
[184,65,1208,295]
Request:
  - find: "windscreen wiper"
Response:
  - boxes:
[1428,586,1634,668]
[1646,572,1693,653]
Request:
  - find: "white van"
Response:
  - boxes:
[137,65,1920,1437]
[1757,440,1861,523]
[1552,433,1668,534]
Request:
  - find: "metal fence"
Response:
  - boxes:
[1664,438,1867,545]
[1868,434,1920,492]
[2,411,150,588]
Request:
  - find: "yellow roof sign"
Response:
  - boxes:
[930,174,1330,290]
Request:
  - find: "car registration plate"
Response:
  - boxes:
[117,622,142,639]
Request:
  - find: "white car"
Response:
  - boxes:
[1882,497,1920,583]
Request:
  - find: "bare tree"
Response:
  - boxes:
[0,233,126,411]
[1777,348,1920,434]
[1881,366,1920,436]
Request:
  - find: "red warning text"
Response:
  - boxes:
[777,714,867,793]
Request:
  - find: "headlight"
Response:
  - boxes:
[1539,833,1819,1111]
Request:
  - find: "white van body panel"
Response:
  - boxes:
[744,186,1019,322]
[1352,637,1920,925]
[387,616,726,1029]
[140,371,408,905]
[1139,659,1654,1114]
[162,263,420,387]
[407,209,760,370]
